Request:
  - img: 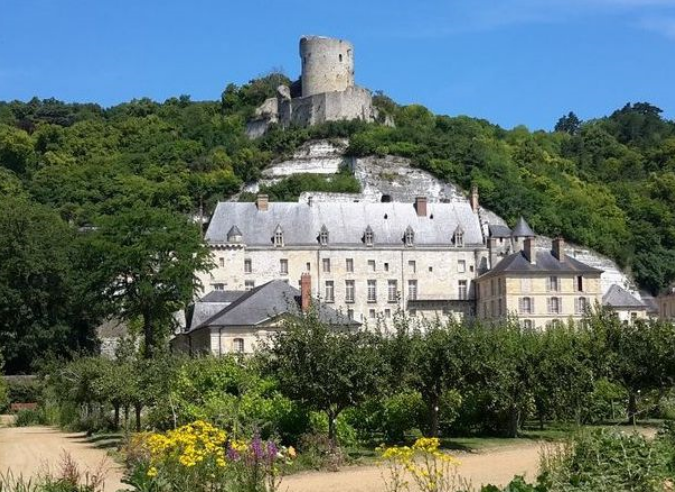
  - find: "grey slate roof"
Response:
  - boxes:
[489,224,512,238]
[479,250,603,280]
[511,217,536,237]
[190,280,359,331]
[206,201,484,247]
[201,291,246,303]
[603,284,646,309]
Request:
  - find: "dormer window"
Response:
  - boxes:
[273,224,284,247]
[364,225,374,247]
[404,226,415,247]
[227,225,243,244]
[453,226,464,247]
[319,225,329,246]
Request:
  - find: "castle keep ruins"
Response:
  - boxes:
[246,36,381,138]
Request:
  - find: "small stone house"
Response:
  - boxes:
[476,236,603,329]
[602,284,649,323]
[172,275,359,355]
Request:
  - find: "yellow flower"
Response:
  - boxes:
[287,446,297,459]
[146,466,158,478]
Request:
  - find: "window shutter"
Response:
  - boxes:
[547,298,552,313]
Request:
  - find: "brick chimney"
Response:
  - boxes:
[553,237,565,263]
[256,194,269,211]
[470,186,479,212]
[300,273,311,313]
[415,197,427,217]
[524,237,536,264]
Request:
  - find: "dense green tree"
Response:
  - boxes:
[264,312,384,443]
[82,204,212,357]
[0,198,97,374]
[555,111,582,135]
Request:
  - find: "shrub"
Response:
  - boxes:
[0,377,8,413]
[14,408,46,427]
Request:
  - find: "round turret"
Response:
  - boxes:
[300,36,354,97]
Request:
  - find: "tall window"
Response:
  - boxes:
[367,280,377,302]
[408,280,418,301]
[369,309,376,319]
[576,275,584,292]
[279,259,288,275]
[346,258,354,273]
[575,296,588,315]
[522,319,534,330]
[219,257,225,268]
[347,309,354,320]
[322,258,331,273]
[273,225,284,247]
[385,309,391,318]
[548,297,561,314]
[491,279,496,296]
[548,276,560,292]
[368,260,376,272]
[454,227,464,247]
[520,297,533,315]
[408,260,416,273]
[345,280,355,303]
[319,225,329,246]
[244,258,252,274]
[325,281,334,303]
[388,280,398,302]
[245,280,255,291]
[233,338,244,353]
[458,260,466,273]
[458,280,468,300]
[364,226,374,246]
[404,226,415,247]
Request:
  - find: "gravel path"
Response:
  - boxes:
[283,442,543,491]
[0,426,125,492]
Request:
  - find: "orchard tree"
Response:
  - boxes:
[84,204,212,357]
[265,312,384,444]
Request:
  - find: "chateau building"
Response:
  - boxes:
[199,194,488,323]
[476,236,603,329]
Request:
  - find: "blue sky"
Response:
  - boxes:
[1,0,674,130]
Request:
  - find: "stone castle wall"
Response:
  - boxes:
[300,36,354,97]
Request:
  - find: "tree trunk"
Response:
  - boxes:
[627,392,638,426]
[135,404,142,432]
[327,409,338,445]
[428,395,440,438]
[143,310,154,358]
[505,407,520,438]
[124,405,130,429]
[113,404,120,429]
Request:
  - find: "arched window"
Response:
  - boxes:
[404,226,415,247]
[233,338,244,353]
[273,224,284,247]
[364,225,374,246]
[453,226,464,247]
[319,225,329,246]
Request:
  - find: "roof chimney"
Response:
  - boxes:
[553,237,565,263]
[415,197,427,217]
[300,273,311,313]
[524,237,536,264]
[256,194,269,211]
[470,186,479,212]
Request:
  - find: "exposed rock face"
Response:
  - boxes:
[239,138,640,295]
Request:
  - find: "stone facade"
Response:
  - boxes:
[658,288,675,321]
[477,237,604,330]
[246,36,381,138]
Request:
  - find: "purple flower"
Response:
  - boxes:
[266,441,278,464]
[251,436,264,461]
[227,445,240,462]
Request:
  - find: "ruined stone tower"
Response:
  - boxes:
[246,35,384,138]
[300,36,355,97]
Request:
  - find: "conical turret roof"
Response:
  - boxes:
[511,217,536,237]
